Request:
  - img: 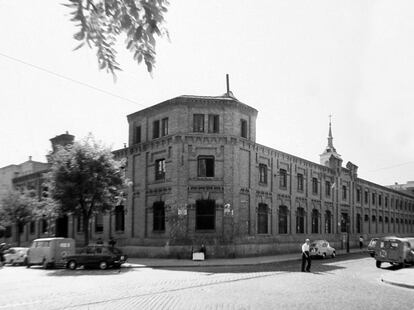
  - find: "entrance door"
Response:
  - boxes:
[55,215,68,237]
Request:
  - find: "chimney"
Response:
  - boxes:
[29,156,32,161]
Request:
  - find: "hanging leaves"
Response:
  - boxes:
[65,0,169,78]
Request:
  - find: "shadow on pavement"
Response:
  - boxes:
[150,253,368,275]
[44,266,134,277]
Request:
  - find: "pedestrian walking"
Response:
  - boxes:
[359,236,364,249]
[301,238,311,272]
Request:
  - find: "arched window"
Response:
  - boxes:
[258,203,268,234]
[153,201,165,231]
[325,210,332,233]
[115,205,125,232]
[311,209,319,234]
[278,205,288,234]
[296,207,305,234]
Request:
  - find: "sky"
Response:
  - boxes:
[0,0,413,186]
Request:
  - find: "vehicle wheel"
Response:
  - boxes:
[67,260,77,270]
[99,261,108,270]
[331,252,336,258]
[376,261,382,268]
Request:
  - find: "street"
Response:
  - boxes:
[0,253,413,310]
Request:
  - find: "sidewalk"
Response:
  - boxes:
[381,268,414,289]
[125,248,364,268]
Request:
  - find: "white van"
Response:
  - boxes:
[27,238,75,269]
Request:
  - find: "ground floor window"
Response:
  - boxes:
[42,218,48,234]
[311,209,319,234]
[115,205,125,232]
[196,199,215,230]
[356,213,362,234]
[30,221,36,234]
[95,214,103,233]
[77,214,84,233]
[296,208,305,234]
[325,210,332,233]
[153,201,165,231]
[257,203,268,234]
[340,213,349,233]
[278,205,288,234]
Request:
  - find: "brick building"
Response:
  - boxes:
[2,93,414,257]
[111,91,414,258]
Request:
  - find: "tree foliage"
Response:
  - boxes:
[46,136,127,245]
[0,190,38,246]
[65,0,169,76]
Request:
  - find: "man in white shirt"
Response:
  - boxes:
[301,238,311,272]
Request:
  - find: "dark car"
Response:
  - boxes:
[65,246,127,270]
[367,238,379,257]
[374,236,414,268]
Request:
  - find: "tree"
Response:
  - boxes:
[65,0,170,76]
[46,136,127,246]
[0,190,38,246]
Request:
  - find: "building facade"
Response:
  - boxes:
[2,95,414,257]
[112,93,414,257]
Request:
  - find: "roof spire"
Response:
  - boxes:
[328,114,334,150]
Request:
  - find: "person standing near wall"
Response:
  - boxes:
[359,236,364,249]
[301,238,311,272]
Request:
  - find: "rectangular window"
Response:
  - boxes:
[161,118,168,136]
[379,194,382,206]
[198,156,215,177]
[155,159,166,180]
[297,173,304,191]
[134,126,141,144]
[241,119,247,138]
[29,221,35,234]
[42,219,48,234]
[208,114,219,133]
[153,202,165,231]
[325,181,331,197]
[364,191,369,204]
[77,214,84,233]
[95,214,103,233]
[115,205,125,232]
[385,197,388,207]
[372,193,376,205]
[279,169,287,188]
[342,185,347,200]
[312,177,318,194]
[153,120,160,139]
[196,200,215,230]
[356,189,361,202]
[259,164,267,184]
[340,213,349,233]
[193,114,204,132]
[257,203,268,234]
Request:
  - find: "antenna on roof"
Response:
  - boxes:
[226,74,230,94]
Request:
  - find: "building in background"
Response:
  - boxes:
[388,181,414,196]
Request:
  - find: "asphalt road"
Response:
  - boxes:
[0,253,413,310]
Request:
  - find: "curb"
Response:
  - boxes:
[381,277,414,290]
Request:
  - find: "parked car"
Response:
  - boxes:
[374,236,414,268]
[65,245,127,270]
[4,247,29,266]
[310,240,336,258]
[27,238,75,269]
[367,238,379,257]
